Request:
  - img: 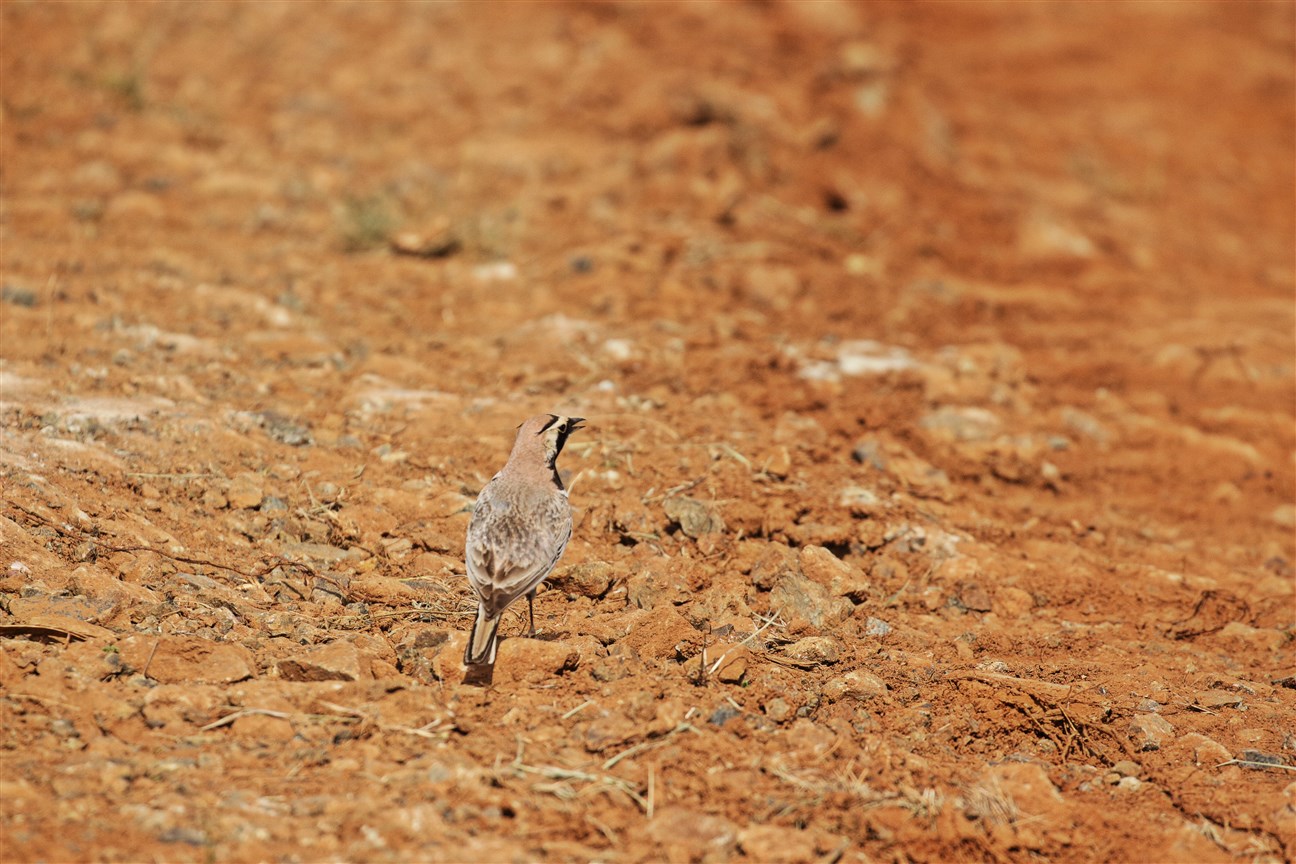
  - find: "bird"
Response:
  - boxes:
[463,414,584,674]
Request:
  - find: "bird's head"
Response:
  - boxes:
[516,414,585,470]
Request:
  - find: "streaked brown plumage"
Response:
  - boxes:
[463,414,584,670]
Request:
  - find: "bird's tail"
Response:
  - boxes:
[464,603,502,667]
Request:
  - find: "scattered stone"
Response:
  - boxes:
[886,456,952,500]
[1238,749,1288,771]
[863,616,891,637]
[993,586,1034,618]
[1018,213,1095,260]
[782,636,841,666]
[492,638,580,685]
[1111,760,1141,778]
[589,644,646,683]
[226,472,265,510]
[868,555,909,584]
[347,574,423,605]
[740,265,798,313]
[1171,732,1231,767]
[663,496,726,538]
[643,806,737,861]
[761,446,792,478]
[278,642,371,682]
[260,495,288,513]
[258,411,313,446]
[798,545,869,601]
[1129,713,1174,751]
[230,699,297,742]
[920,406,1001,442]
[955,582,993,613]
[837,485,881,513]
[1216,621,1285,652]
[769,574,853,630]
[683,574,756,632]
[389,217,459,258]
[119,635,256,685]
[549,561,616,598]
[685,643,751,684]
[626,559,691,610]
[737,825,818,863]
[619,605,701,660]
[851,438,889,471]
[311,570,351,604]
[582,710,641,753]
[5,601,118,642]
[1060,407,1109,444]
[823,669,887,701]
[142,685,225,732]
[708,704,740,726]
[1193,691,1243,709]
[836,340,916,376]
[711,644,750,683]
[749,543,798,591]
[973,762,1072,850]
[201,487,228,509]
[1271,504,1296,529]
[765,698,792,722]
[3,284,39,307]
[428,631,470,685]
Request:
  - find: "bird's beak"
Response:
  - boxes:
[569,417,586,432]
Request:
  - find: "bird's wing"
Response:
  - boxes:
[466,493,572,617]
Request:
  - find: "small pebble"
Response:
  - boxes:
[765,698,792,723]
[1111,760,1141,778]
[708,705,740,726]
[864,616,891,637]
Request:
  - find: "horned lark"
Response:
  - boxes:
[463,414,584,674]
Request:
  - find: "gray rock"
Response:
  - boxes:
[708,704,740,726]
[626,564,689,610]
[2,283,37,307]
[1129,713,1174,751]
[1238,749,1287,771]
[750,543,797,590]
[769,574,853,629]
[258,411,313,446]
[798,545,870,601]
[663,496,725,538]
[851,438,889,470]
[864,617,891,637]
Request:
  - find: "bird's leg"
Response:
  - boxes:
[526,589,537,638]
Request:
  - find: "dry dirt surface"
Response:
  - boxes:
[2,3,1294,862]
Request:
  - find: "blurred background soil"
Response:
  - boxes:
[1,2,1293,862]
